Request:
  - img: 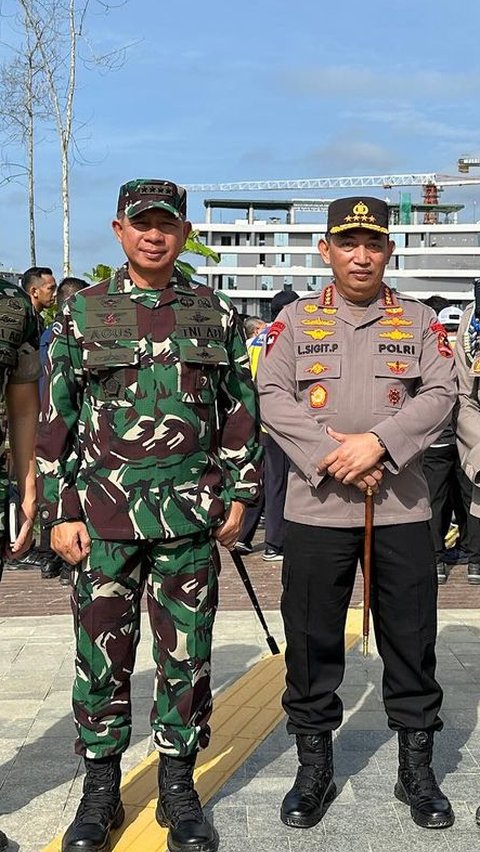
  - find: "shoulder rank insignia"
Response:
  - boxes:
[387,361,409,375]
[304,329,335,341]
[304,303,319,313]
[379,330,414,341]
[309,384,328,408]
[306,362,329,375]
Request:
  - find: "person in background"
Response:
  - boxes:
[244,315,266,345]
[21,266,57,335]
[237,291,298,560]
[258,197,456,832]
[37,277,89,583]
[0,278,40,574]
[422,301,480,584]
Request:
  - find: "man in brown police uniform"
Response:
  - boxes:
[257,197,457,831]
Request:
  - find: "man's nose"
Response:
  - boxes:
[353,245,369,264]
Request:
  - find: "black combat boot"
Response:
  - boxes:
[394,730,454,828]
[156,752,219,852]
[280,732,336,828]
[62,755,124,852]
[0,829,8,851]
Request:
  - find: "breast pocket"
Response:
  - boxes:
[177,341,229,405]
[295,355,342,414]
[373,355,421,415]
[83,345,140,408]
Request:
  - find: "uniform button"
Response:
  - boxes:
[249,487,257,494]
[41,510,50,519]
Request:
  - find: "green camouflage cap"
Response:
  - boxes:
[117,179,187,220]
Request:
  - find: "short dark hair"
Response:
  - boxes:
[57,276,88,309]
[22,266,53,293]
[422,295,450,315]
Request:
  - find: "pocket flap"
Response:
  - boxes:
[295,355,341,381]
[84,346,139,370]
[374,354,421,379]
[178,340,229,367]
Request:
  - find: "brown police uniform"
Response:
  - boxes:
[257,222,457,737]
[455,303,480,518]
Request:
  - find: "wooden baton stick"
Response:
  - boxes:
[363,486,375,657]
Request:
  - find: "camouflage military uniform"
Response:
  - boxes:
[36,265,262,758]
[0,280,39,543]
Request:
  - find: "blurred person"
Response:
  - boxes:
[421,303,480,583]
[237,291,298,559]
[244,315,266,344]
[0,279,40,580]
[22,266,57,334]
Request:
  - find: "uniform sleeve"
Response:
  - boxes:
[257,306,338,488]
[371,306,457,472]
[36,301,85,526]
[216,298,263,504]
[454,306,480,484]
[9,300,41,384]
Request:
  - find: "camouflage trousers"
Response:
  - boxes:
[71,531,220,759]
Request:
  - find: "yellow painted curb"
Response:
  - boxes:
[42,609,362,851]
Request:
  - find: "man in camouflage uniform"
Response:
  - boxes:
[36,179,262,852]
[0,280,40,570]
[0,280,39,852]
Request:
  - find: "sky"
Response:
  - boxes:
[0,0,480,277]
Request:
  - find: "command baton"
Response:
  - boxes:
[230,549,281,655]
[363,486,374,656]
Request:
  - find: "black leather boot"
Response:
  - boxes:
[394,730,454,828]
[280,732,336,828]
[156,753,219,852]
[62,755,124,852]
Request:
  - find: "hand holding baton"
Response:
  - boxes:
[363,486,374,656]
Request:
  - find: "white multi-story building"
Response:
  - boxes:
[193,198,480,318]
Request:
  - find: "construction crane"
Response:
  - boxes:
[184,172,480,193]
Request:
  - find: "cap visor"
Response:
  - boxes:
[126,200,181,219]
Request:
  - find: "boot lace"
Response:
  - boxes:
[75,763,120,826]
[162,781,204,825]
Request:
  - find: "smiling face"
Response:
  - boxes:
[319,230,395,302]
[112,208,191,288]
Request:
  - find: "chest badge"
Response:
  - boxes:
[301,318,336,327]
[385,306,404,316]
[379,330,414,341]
[304,303,319,314]
[309,384,328,408]
[386,361,409,375]
[379,317,413,327]
[388,387,402,406]
[303,329,335,341]
[306,362,329,375]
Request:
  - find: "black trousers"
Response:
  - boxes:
[282,521,443,735]
[422,444,480,560]
[264,434,289,551]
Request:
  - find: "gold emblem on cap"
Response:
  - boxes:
[303,329,335,341]
[353,201,369,217]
